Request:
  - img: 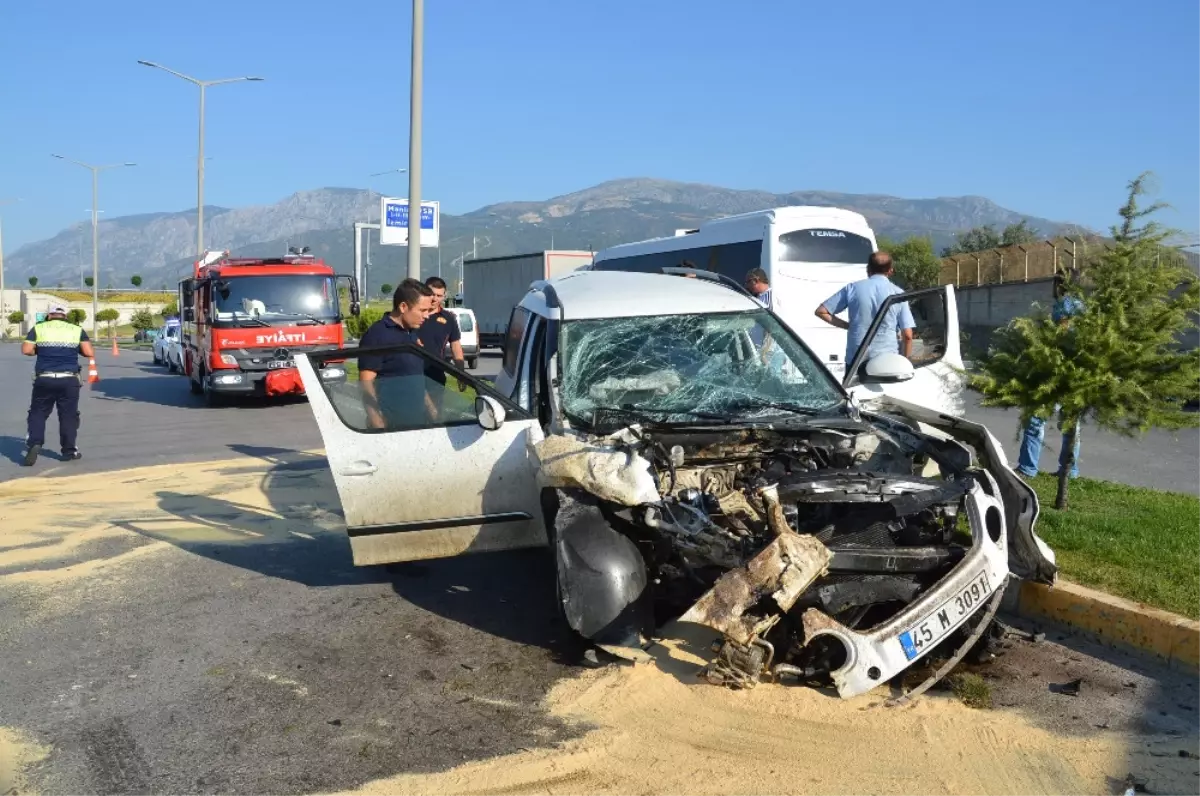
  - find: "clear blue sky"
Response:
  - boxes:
[1,0,1197,251]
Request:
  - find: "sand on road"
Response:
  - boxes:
[2,455,1196,796]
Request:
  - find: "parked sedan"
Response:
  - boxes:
[153,322,181,371]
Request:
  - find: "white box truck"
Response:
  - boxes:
[463,250,593,347]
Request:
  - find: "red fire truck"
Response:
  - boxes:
[179,249,360,405]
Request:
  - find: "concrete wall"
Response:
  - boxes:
[954,277,1198,354]
[954,278,1055,354]
[4,291,168,336]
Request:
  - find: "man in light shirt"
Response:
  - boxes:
[815,251,914,366]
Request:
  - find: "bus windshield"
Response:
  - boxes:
[212,275,339,323]
[778,229,874,264]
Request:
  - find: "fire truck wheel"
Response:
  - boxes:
[202,373,224,407]
[189,369,203,395]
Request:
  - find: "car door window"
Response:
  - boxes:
[843,286,951,387]
[502,308,530,376]
[308,344,529,434]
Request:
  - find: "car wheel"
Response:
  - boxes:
[189,367,204,395]
[153,351,161,365]
[467,357,478,370]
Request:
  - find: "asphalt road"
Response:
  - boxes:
[0,343,323,482]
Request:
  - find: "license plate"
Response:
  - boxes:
[897,570,991,661]
[267,359,295,369]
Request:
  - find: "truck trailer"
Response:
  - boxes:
[463,250,593,347]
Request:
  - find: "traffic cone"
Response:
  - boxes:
[87,358,100,383]
[111,338,119,357]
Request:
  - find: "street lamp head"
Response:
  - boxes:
[123,162,137,167]
[137,60,159,68]
[245,76,266,82]
[51,153,65,160]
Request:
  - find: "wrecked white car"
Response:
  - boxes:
[296,270,1057,700]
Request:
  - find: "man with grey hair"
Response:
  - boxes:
[20,303,94,466]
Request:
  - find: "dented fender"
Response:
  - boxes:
[542,489,653,650]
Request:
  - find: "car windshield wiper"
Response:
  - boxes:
[232,316,271,327]
[586,405,733,427]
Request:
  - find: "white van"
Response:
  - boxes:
[444,307,479,369]
[590,206,967,416]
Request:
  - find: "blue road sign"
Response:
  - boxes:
[385,202,435,229]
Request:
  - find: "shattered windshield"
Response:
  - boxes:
[560,310,844,427]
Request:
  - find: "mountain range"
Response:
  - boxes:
[3,178,1077,293]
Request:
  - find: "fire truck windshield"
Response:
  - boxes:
[212,275,339,325]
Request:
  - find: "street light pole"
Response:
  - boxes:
[0,197,17,330]
[52,156,135,337]
[406,0,424,280]
[137,61,264,258]
[367,168,407,297]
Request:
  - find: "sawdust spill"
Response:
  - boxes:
[345,623,1194,796]
[0,727,49,796]
[0,451,337,586]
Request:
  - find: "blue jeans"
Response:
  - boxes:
[1016,414,1080,478]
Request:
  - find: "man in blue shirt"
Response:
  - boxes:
[357,279,436,430]
[1016,279,1086,479]
[21,304,95,466]
[814,251,915,367]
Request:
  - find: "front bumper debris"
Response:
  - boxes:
[675,478,1010,699]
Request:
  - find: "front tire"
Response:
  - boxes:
[201,371,223,407]
[467,357,478,370]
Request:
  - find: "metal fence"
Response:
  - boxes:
[940,237,1197,288]
[939,237,1099,287]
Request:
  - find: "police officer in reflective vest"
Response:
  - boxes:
[20,304,94,466]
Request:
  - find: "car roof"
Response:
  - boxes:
[526,270,762,320]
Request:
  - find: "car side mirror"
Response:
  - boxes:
[862,353,915,383]
[475,395,506,431]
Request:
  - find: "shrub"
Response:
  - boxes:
[345,306,384,339]
[130,308,155,331]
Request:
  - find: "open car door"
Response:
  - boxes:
[296,344,546,565]
[843,285,966,416]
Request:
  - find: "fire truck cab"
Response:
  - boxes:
[179,249,360,405]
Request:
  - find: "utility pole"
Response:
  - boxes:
[137,61,264,258]
[0,198,15,330]
[52,157,135,337]
[406,0,424,280]
[366,168,407,297]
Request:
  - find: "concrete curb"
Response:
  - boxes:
[1002,578,1199,672]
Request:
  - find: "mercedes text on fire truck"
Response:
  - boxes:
[178,248,360,404]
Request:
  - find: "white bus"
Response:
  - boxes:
[589,206,879,379]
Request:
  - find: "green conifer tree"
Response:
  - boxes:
[970,173,1199,509]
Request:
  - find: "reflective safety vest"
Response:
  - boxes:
[32,319,85,348]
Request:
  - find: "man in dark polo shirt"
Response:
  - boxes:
[420,276,465,377]
[357,279,436,429]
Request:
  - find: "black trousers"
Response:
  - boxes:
[27,375,82,451]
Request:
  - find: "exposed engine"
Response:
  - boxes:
[535,414,1002,696]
